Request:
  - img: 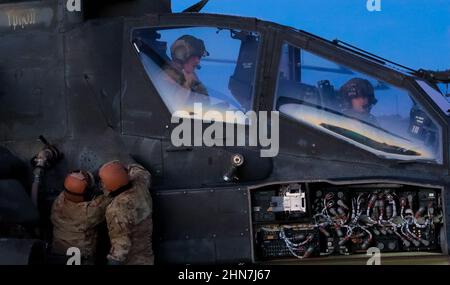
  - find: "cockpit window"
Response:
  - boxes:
[275,42,443,163]
[132,27,260,123]
[416,80,450,116]
[438,83,450,101]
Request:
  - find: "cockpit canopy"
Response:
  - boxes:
[275,42,442,163]
[132,26,259,122]
[130,23,443,164]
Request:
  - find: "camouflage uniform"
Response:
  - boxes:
[163,64,210,103]
[105,164,154,265]
[51,193,112,264]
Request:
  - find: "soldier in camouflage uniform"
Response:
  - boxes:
[51,170,111,265]
[162,35,210,105]
[99,161,153,265]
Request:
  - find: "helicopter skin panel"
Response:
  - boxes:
[0,0,172,33]
[153,187,252,264]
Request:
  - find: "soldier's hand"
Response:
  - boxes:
[183,70,199,85]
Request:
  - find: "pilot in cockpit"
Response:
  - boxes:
[340,77,379,126]
[162,35,210,106]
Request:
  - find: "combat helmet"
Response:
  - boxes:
[170,35,209,63]
[340,77,378,109]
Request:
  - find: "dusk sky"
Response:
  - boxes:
[173,0,450,71]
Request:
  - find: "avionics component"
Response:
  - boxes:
[256,224,319,259]
[374,235,399,252]
[252,184,307,223]
[251,184,444,261]
[252,190,276,222]
[270,184,306,213]
[324,235,350,255]
[312,188,443,255]
[271,191,306,213]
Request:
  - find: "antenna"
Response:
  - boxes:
[183,0,209,13]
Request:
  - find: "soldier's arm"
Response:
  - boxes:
[85,195,112,226]
[106,202,133,264]
[90,194,112,211]
[191,81,209,96]
[128,164,151,188]
[162,65,186,86]
[50,193,64,225]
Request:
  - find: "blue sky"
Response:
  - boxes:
[172,0,450,71]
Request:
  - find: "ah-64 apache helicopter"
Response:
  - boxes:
[0,0,450,265]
